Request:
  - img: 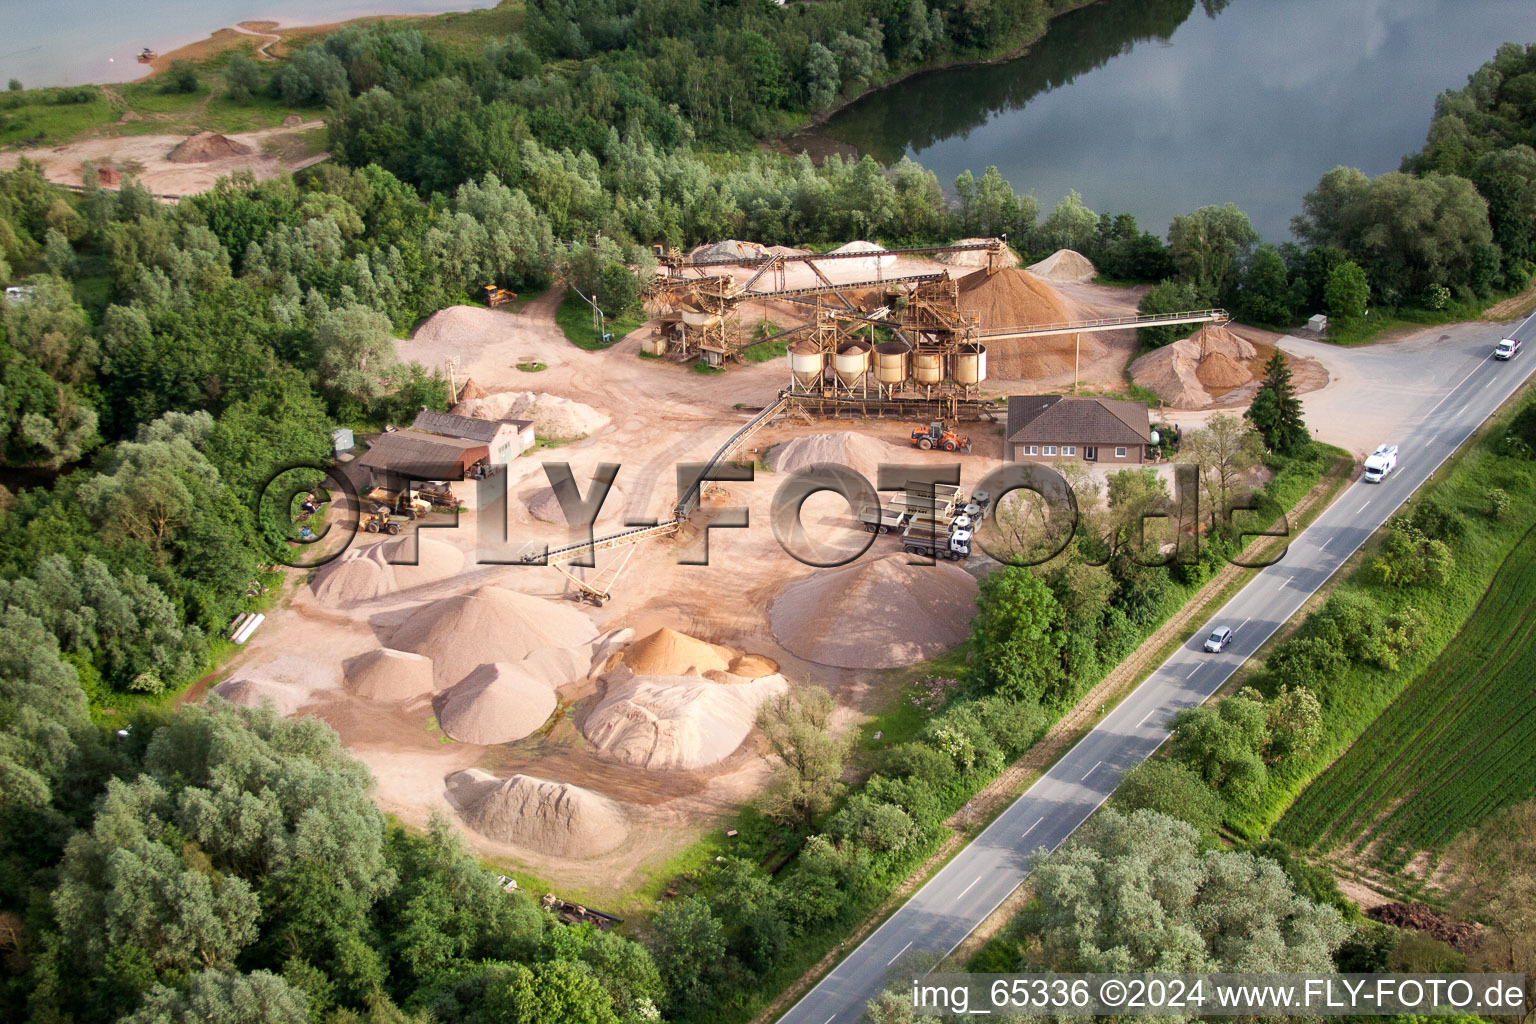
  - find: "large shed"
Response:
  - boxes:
[411,409,534,465]
[357,430,490,489]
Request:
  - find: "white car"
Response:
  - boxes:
[1203,627,1233,653]
[1495,337,1522,360]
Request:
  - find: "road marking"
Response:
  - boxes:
[1485,379,1493,389]
[1081,760,1103,781]
[1238,616,1251,632]
[1137,709,1158,728]
[1319,536,1331,551]
[1428,435,1436,444]
[887,941,913,966]
[956,876,981,900]
[1187,664,1199,679]
[1422,363,1484,419]
[1357,500,1370,513]
[1285,576,1294,588]
[1022,816,1044,838]
[822,1016,837,1024]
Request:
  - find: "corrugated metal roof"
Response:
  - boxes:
[357,431,490,479]
[1006,395,1150,446]
[412,409,533,443]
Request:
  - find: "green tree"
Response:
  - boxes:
[804,43,840,111]
[1022,809,1349,980]
[497,960,620,1024]
[1168,691,1270,805]
[649,896,725,1015]
[1180,413,1263,515]
[1136,278,1203,348]
[755,686,848,826]
[1265,684,1323,762]
[1236,244,1294,325]
[162,61,199,95]
[969,567,1066,706]
[1039,190,1098,254]
[1115,759,1225,836]
[224,51,262,104]
[1324,259,1370,322]
[122,970,310,1024]
[1246,351,1310,453]
[312,303,400,410]
[1167,203,1259,304]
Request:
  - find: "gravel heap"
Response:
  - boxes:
[1026,248,1098,283]
[343,648,435,701]
[453,390,609,440]
[955,268,1104,379]
[770,553,978,668]
[390,585,597,688]
[434,662,557,744]
[448,769,627,857]
[770,431,902,482]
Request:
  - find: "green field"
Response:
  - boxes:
[1275,526,1536,866]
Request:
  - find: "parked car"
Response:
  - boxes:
[1203,626,1233,653]
[1495,337,1522,360]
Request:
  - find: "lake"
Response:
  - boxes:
[816,0,1536,240]
[0,0,491,89]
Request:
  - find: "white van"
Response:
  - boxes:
[1363,444,1397,483]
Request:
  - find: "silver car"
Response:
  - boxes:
[1203,627,1233,653]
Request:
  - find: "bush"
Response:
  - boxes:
[1371,527,1454,589]
[1486,486,1510,520]
[161,60,199,95]
[1116,760,1225,835]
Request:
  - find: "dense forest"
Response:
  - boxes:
[2,0,1536,1020]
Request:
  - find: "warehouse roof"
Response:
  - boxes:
[1006,395,1150,446]
[411,409,530,443]
[358,430,489,480]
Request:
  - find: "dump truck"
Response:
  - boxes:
[902,514,971,560]
[857,504,909,534]
[1363,444,1397,483]
[910,421,972,453]
[368,486,432,519]
[483,284,517,308]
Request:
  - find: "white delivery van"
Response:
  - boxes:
[1363,444,1397,483]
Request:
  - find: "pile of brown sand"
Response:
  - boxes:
[729,653,780,678]
[434,663,556,744]
[526,482,626,525]
[771,431,902,481]
[456,377,488,402]
[213,653,340,716]
[623,627,734,676]
[1130,324,1258,409]
[447,769,627,857]
[391,585,597,687]
[955,268,1105,379]
[582,667,789,770]
[933,237,1021,268]
[312,536,465,605]
[770,553,978,668]
[453,390,609,440]
[281,114,303,128]
[1026,249,1098,284]
[343,648,435,701]
[167,131,253,163]
[1196,350,1251,389]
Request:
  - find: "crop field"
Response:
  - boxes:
[1275,526,1536,868]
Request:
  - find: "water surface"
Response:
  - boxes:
[819,0,1536,239]
[0,0,490,89]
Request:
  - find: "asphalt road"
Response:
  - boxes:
[779,313,1536,1024]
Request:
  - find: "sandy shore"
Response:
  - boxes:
[142,12,430,78]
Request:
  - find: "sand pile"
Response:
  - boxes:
[827,240,894,278]
[448,769,627,857]
[213,653,340,716]
[168,131,253,163]
[391,585,597,687]
[765,244,812,258]
[771,431,901,481]
[691,239,766,263]
[1027,249,1098,284]
[934,237,1021,269]
[453,391,608,440]
[583,667,789,770]
[1130,324,1258,409]
[623,627,734,676]
[312,536,465,604]
[434,663,557,744]
[282,114,303,127]
[955,268,1105,379]
[344,648,435,701]
[526,482,626,525]
[456,377,488,402]
[770,553,978,668]
[729,653,779,678]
